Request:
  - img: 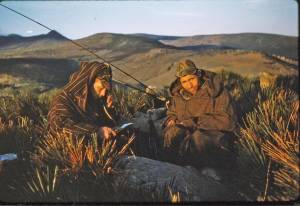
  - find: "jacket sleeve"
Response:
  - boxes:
[48,95,99,138]
[196,89,237,132]
[164,97,178,126]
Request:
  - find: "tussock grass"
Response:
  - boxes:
[0,85,154,202]
[112,84,153,120]
[237,87,299,201]
[0,71,298,202]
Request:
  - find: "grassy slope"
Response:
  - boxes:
[0,32,172,60]
[113,49,297,88]
[161,33,298,60]
[0,33,297,89]
[0,58,79,87]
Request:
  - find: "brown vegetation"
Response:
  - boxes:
[0,68,298,202]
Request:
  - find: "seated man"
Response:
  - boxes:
[162,59,237,178]
[47,61,118,142]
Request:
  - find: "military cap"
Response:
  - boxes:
[176,59,197,78]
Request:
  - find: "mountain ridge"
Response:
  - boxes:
[1,31,297,60]
[0,30,67,49]
[160,33,298,60]
[0,32,297,89]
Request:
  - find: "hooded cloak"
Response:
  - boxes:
[47,61,117,138]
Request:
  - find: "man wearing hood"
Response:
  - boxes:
[162,59,237,177]
[47,61,118,141]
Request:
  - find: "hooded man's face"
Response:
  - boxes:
[92,77,111,99]
[180,74,199,95]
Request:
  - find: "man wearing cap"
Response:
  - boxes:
[47,61,118,141]
[162,59,237,177]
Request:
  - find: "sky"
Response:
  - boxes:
[0,0,298,39]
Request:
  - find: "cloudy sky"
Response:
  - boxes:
[0,0,298,39]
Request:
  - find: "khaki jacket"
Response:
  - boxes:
[166,70,237,132]
[47,61,118,138]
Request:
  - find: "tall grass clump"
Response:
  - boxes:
[220,71,261,122]
[18,131,136,202]
[0,91,48,125]
[236,86,299,201]
[0,91,49,202]
[112,84,160,120]
[0,86,142,202]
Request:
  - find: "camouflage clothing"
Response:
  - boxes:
[163,70,237,169]
[47,61,118,139]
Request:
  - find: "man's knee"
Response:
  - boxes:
[189,130,211,153]
[188,130,233,155]
[163,126,186,148]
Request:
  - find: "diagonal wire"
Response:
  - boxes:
[0,3,165,102]
[113,79,164,101]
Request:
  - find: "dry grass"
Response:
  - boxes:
[34,130,135,175]
[260,100,299,200]
[237,87,299,201]
[168,187,181,203]
[0,72,299,202]
[112,84,157,119]
[0,87,138,201]
[24,165,59,200]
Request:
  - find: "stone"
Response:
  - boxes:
[112,155,235,201]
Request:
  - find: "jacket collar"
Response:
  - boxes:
[178,78,206,100]
[169,69,223,99]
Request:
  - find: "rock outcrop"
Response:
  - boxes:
[112,155,235,201]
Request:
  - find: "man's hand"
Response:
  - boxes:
[98,126,116,140]
[166,119,176,127]
[179,119,197,129]
[106,94,113,108]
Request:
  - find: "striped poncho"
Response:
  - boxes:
[47,61,118,139]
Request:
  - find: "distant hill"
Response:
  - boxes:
[0,32,297,89]
[160,33,298,60]
[0,30,67,49]
[76,33,174,58]
[1,32,297,60]
[0,32,174,60]
[130,33,181,41]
